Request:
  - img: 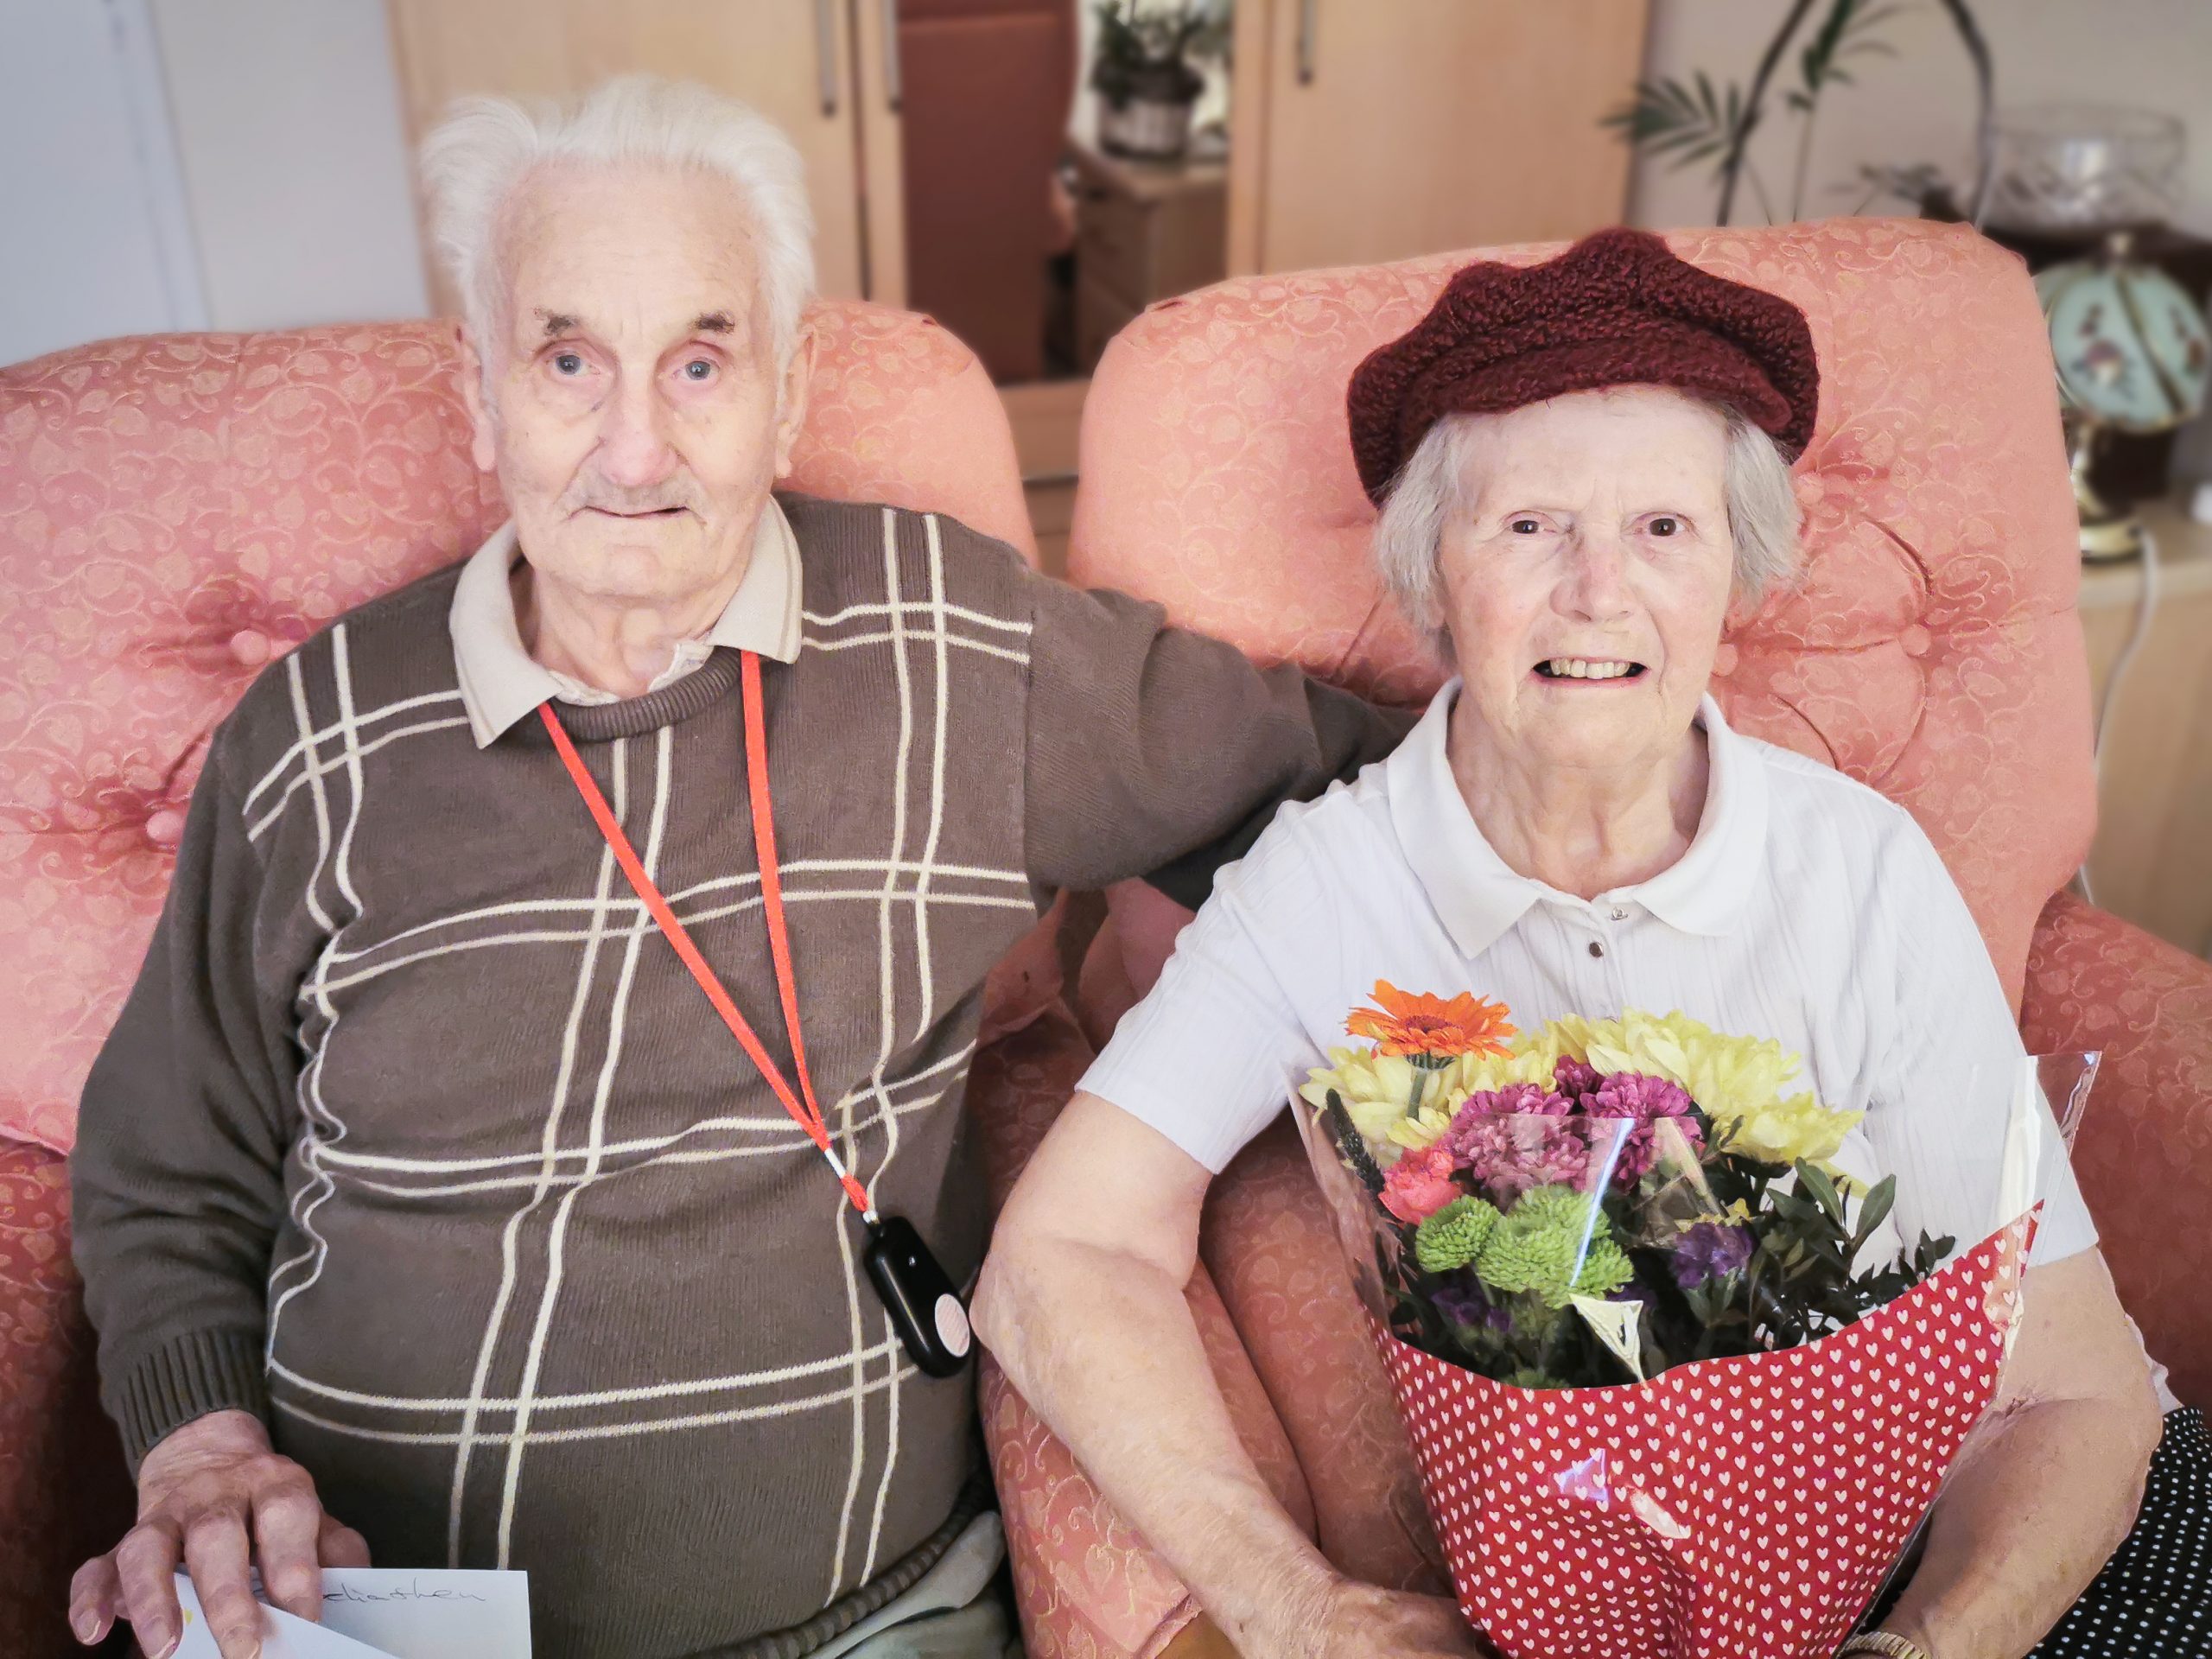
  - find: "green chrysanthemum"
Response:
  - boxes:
[1414,1195,1503,1273]
[1570,1234,1635,1301]
[1474,1185,1630,1308]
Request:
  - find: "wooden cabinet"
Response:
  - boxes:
[385,0,905,310]
[1225,0,1649,275]
[1070,138,1226,370]
[2082,497,2212,960]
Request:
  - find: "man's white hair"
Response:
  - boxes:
[420,74,816,372]
[1370,397,1802,659]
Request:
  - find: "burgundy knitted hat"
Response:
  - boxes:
[1346,227,1818,504]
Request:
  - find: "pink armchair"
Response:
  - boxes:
[0,308,1056,1656]
[977,219,2212,1657]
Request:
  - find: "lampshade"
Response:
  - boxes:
[2036,257,2210,434]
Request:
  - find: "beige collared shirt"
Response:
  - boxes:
[448,495,804,747]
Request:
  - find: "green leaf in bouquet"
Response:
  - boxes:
[1796,1161,1847,1225]
[1848,1173,1897,1254]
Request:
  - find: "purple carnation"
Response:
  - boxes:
[1433,1283,1512,1332]
[1582,1071,1704,1185]
[1670,1221,1753,1289]
[1554,1055,1603,1101]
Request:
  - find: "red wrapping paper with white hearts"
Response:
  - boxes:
[1370,1214,2033,1659]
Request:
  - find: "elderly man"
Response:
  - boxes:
[66,76,1408,1659]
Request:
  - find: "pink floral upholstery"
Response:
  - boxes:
[2024,891,2212,1408]
[0,306,1038,1654]
[0,307,1033,1157]
[0,1136,133,1659]
[987,219,2212,1654]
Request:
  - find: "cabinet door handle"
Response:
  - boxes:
[815,0,840,116]
[881,0,902,111]
[1297,0,1318,85]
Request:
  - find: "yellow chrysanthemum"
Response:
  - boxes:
[1542,1008,1861,1167]
[1301,1042,1555,1152]
[1503,1008,1861,1168]
[1387,1101,1454,1152]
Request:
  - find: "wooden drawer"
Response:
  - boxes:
[1076,268,1141,371]
[1075,179,1154,310]
[1070,139,1229,314]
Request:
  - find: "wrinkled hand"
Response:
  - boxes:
[1287,1583,1490,1659]
[69,1409,369,1659]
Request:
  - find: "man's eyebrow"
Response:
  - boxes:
[535,309,580,336]
[692,311,735,335]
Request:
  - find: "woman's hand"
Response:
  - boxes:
[1281,1583,1488,1659]
[69,1408,370,1659]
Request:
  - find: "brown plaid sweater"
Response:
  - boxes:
[72,494,1409,1658]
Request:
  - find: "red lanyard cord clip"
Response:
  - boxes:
[538,652,875,1221]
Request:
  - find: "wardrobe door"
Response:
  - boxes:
[1229,0,1648,275]
[387,0,872,306]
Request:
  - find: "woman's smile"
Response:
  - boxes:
[1532,657,1647,684]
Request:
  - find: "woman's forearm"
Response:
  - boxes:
[973,1236,1337,1655]
[1885,1394,2160,1659]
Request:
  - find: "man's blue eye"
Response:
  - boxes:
[683,359,714,381]
[553,353,583,375]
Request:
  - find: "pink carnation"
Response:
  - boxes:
[1440,1096,1594,1204]
[1381,1143,1463,1224]
[1582,1071,1703,1185]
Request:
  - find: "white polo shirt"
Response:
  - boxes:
[1081,680,2101,1275]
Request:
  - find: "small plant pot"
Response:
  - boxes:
[1098,95,1197,162]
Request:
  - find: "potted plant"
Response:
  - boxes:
[1090,0,1223,162]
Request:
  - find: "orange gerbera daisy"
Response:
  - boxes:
[1346,982,1516,1058]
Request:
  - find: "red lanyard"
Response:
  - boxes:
[538,651,874,1220]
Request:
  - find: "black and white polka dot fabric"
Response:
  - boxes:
[2031,1408,2210,1657]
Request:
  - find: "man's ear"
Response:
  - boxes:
[771,324,817,481]
[457,326,498,474]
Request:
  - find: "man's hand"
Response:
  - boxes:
[68,1409,369,1659]
[1282,1584,1487,1659]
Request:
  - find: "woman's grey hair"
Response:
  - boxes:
[420,75,816,376]
[1370,398,1803,657]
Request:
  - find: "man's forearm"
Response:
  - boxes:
[1887,1395,2158,1659]
[977,1237,1337,1653]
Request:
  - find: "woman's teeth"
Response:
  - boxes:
[1541,659,1637,680]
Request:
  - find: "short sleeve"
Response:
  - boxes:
[1076,813,1335,1173]
[1866,811,2098,1268]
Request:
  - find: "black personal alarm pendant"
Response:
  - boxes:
[864,1215,972,1378]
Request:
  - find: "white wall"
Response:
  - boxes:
[1630,0,2212,236]
[149,0,429,330]
[0,0,205,364]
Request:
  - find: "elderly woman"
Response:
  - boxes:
[976,231,2200,1659]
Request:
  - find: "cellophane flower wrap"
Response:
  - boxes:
[1293,984,2073,1659]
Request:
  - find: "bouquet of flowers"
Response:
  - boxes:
[1294,983,2057,1659]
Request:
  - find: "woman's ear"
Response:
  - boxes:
[1721,581,1765,636]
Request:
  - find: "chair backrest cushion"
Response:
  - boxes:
[0,306,1032,1153]
[1069,219,2091,1011]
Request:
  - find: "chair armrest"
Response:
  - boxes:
[2022,891,2212,1408]
[0,1135,134,1658]
[966,1010,1314,1656]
